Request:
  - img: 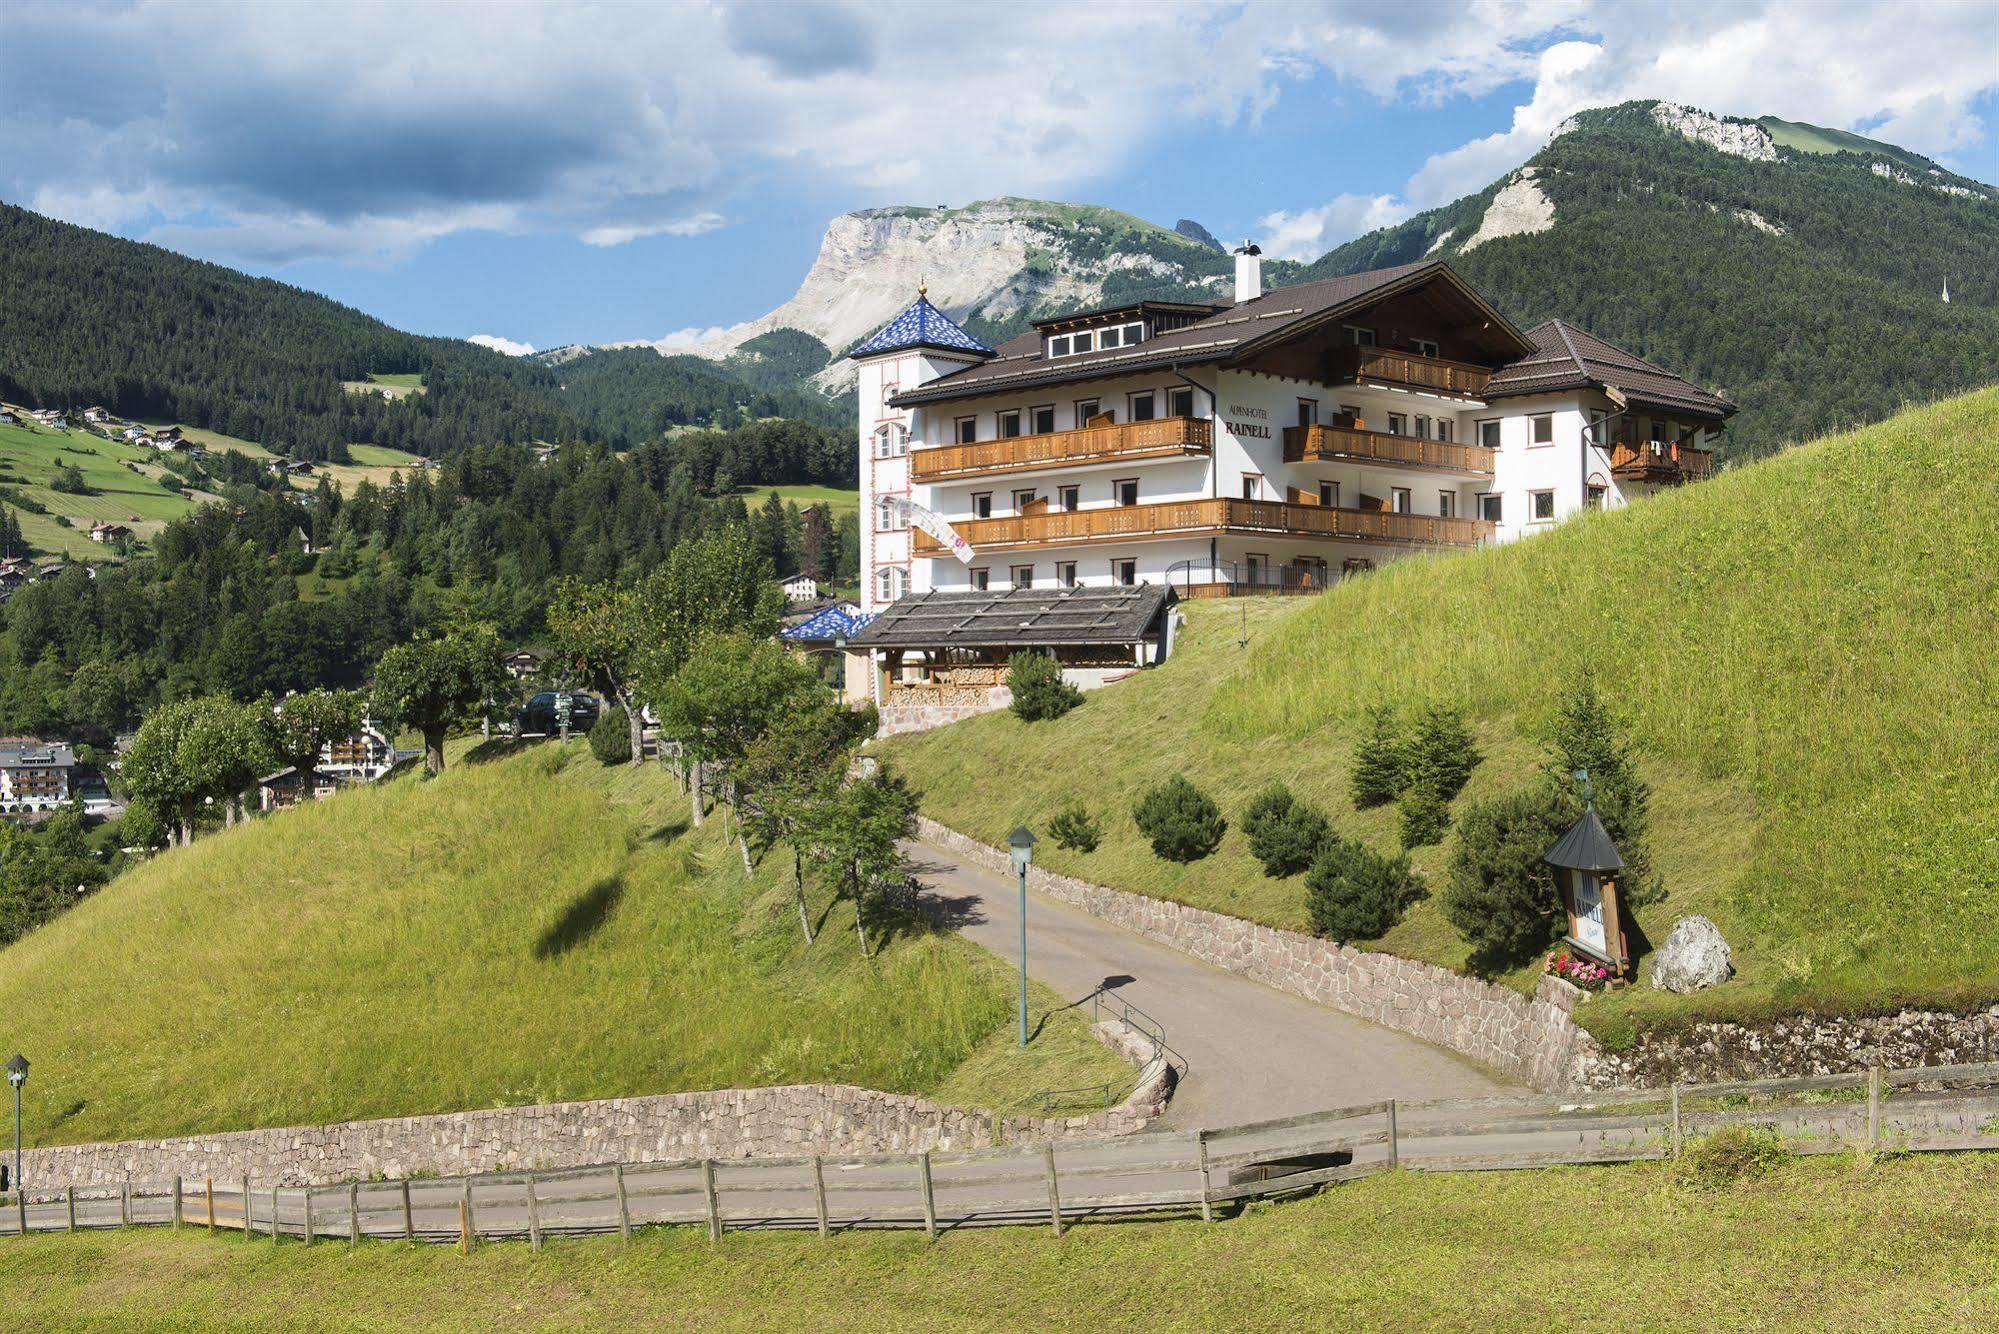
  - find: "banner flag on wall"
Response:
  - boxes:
[895,498,975,564]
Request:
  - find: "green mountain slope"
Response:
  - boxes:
[1302,101,1998,461]
[883,389,1999,1040]
[0,744,1122,1148]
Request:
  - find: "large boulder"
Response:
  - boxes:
[1651,915,1734,993]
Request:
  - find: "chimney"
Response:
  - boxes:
[1233,241,1263,304]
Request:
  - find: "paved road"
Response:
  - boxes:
[905,837,1513,1127]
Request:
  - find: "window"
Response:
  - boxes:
[1297,399,1319,428]
[1055,561,1078,588]
[873,424,906,458]
[1437,491,1456,518]
[1129,392,1156,422]
[1245,553,1267,585]
[1478,492,1502,523]
[1648,418,1667,442]
[1241,474,1260,501]
[1531,414,1554,445]
[1391,487,1412,514]
[1478,419,1501,448]
[1410,338,1440,358]
[998,410,1022,439]
[1387,412,1408,436]
[1414,415,1431,440]
[971,492,993,519]
[1058,484,1080,512]
[1075,398,1101,425]
[955,416,977,444]
[1319,480,1339,508]
[875,498,905,531]
[875,567,905,602]
[969,567,990,591]
[1013,489,1038,513]
[1585,485,1607,509]
[1113,558,1138,586]
[1530,489,1556,521]
[1343,325,1377,346]
[1114,478,1140,507]
[1011,565,1035,589]
[1167,386,1196,419]
[1030,405,1056,435]
[1437,419,1453,444]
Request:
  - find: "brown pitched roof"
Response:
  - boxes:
[889,260,1527,407]
[849,584,1172,650]
[1486,320,1734,421]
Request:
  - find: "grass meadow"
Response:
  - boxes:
[0,743,1124,1148]
[1,1151,1992,1329]
[884,389,1999,1042]
[0,419,204,551]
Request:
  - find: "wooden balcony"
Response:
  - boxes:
[1608,439,1715,483]
[1283,422,1494,476]
[1331,345,1493,397]
[911,497,1494,557]
[910,417,1213,483]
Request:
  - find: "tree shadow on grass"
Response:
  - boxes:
[463,737,539,766]
[534,875,626,959]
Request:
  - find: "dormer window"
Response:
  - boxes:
[1047,321,1144,359]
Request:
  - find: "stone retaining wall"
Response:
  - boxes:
[1576,1005,1999,1088]
[917,816,1602,1091]
[23,1024,1172,1189]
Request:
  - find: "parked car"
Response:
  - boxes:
[518,691,600,735]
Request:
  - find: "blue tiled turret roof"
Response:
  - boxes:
[848,293,994,360]
[780,603,873,644]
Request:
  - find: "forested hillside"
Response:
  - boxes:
[1304,102,1999,459]
[0,202,847,460]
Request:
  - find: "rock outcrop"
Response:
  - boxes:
[1651,915,1734,993]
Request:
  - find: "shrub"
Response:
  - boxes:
[1243,782,1331,878]
[1678,1126,1791,1190]
[1441,788,1571,972]
[1397,784,1451,850]
[1348,704,1406,809]
[1047,801,1101,854]
[1403,704,1481,804]
[1132,774,1226,862]
[1305,837,1426,943]
[588,705,632,765]
[1007,650,1083,722]
[49,463,92,495]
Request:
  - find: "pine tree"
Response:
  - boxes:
[1542,672,1661,907]
[1349,704,1407,809]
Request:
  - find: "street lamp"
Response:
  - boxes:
[5,1054,25,1209]
[1008,826,1037,1048]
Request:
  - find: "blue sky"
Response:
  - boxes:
[2,1,1994,354]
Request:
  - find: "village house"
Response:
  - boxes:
[0,738,77,815]
[776,572,823,603]
[317,717,402,784]
[89,522,133,544]
[255,766,340,812]
[83,407,110,424]
[501,646,553,682]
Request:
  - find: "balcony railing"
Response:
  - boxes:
[1331,346,1493,397]
[910,416,1212,482]
[1282,422,1494,476]
[911,497,1493,556]
[1607,439,1715,482]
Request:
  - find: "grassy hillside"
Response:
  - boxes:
[0,744,1123,1148]
[3,1152,1993,1329]
[885,390,1999,1041]
[0,419,206,551]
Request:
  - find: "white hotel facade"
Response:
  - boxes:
[855,251,1732,614]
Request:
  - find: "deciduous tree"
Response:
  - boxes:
[371,625,504,776]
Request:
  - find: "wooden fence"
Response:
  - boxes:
[7,1059,1998,1247]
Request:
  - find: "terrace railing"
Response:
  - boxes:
[910,417,1213,483]
[911,498,1492,557]
[1330,346,1494,397]
[1282,422,1494,476]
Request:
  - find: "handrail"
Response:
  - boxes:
[911,416,1212,482]
[1282,422,1494,476]
[1330,345,1493,396]
[911,497,1493,556]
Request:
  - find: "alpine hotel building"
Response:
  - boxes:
[849,249,1732,718]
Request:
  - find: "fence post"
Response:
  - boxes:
[526,1175,542,1253]
[270,1185,280,1241]
[302,1186,314,1246]
[1196,1130,1214,1224]
[810,1157,828,1240]
[348,1181,359,1245]
[1043,1144,1062,1239]
[1867,1057,1883,1150]
[66,1185,75,1232]
[205,1178,215,1232]
[461,1178,475,1248]
[1670,1084,1683,1158]
[701,1160,720,1242]
[1386,1100,1400,1170]
[240,1176,250,1241]
[401,1179,414,1242]
[173,1175,183,1229]
[121,1175,130,1227]
[918,1153,937,1241]
[614,1164,631,1242]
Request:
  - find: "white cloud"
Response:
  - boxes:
[1259,194,1413,261]
[465,334,536,357]
[580,212,727,247]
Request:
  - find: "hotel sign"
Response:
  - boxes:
[1225,404,1271,439]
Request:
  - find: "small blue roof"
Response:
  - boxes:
[781,604,874,644]
[848,294,994,360]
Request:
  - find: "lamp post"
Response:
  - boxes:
[5,1054,25,1200]
[1007,827,1037,1048]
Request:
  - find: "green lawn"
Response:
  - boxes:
[884,389,1999,1042]
[736,484,859,518]
[136,421,276,460]
[341,372,425,400]
[0,744,1123,1149]
[2,1151,1992,1329]
[0,420,202,551]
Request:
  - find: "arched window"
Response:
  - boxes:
[873,424,907,459]
[875,567,905,603]
[876,497,905,532]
